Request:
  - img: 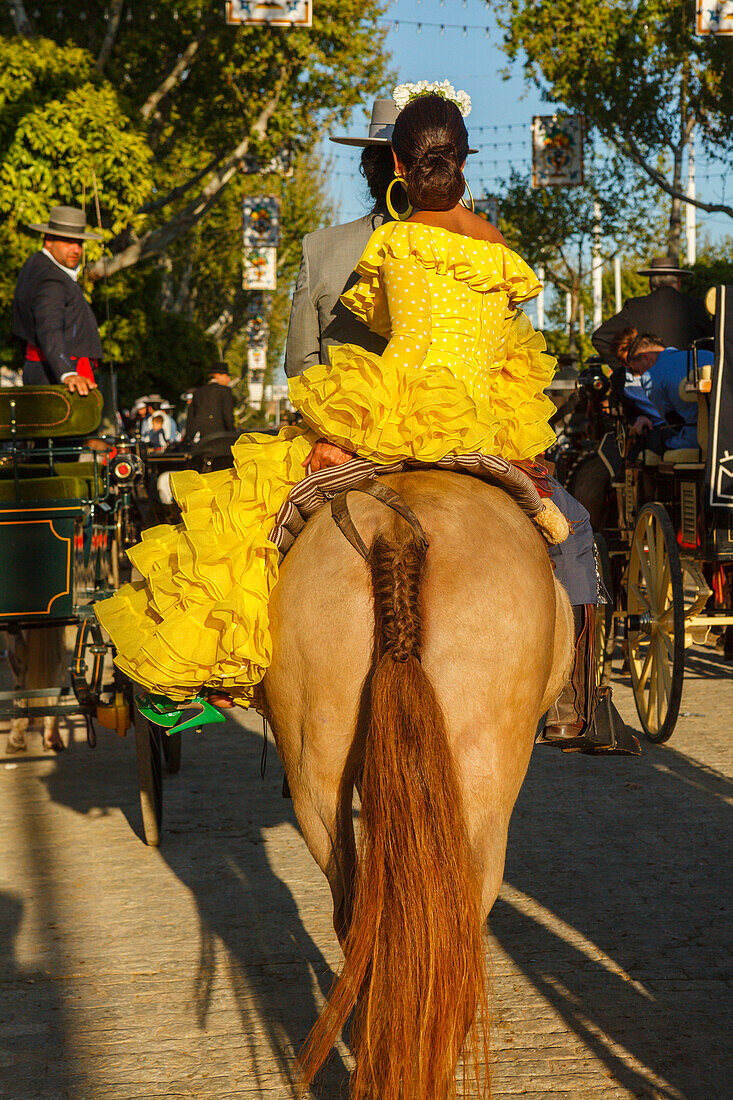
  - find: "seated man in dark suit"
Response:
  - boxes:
[12,206,103,397]
[592,256,712,369]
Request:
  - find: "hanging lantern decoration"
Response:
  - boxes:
[226,1,312,26]
[532,115,584,188]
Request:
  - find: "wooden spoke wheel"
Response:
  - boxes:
[133,700,163,846]
[593,532,614,690]
[626,503,684,743]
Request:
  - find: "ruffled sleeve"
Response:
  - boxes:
[488,309,558,461]
[341,222,541,334]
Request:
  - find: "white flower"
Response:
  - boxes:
[392,80,472,117]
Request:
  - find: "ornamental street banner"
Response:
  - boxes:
[243,248,277,290]
[243,197,280,248]
[706,285,733,509]
[246,314,269,348]
[243,197,280,290]
[532,115,584,188]
[226,1,312,26]
[696,0,733,34]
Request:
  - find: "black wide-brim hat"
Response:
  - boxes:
[27,205,102,241]
[331,97,478,154]
[637,255,692,277]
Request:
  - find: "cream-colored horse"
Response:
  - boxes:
[258,471,573,1099]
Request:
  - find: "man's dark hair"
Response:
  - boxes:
[627,332,665,361]
[391,94,469,211]
[610,326,638,365]
[650,273,680,291]
[360,145,394,213]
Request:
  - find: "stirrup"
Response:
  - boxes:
[539,690,641,756]
[136,692,226,735]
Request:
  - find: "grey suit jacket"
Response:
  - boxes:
[285,212,390,378]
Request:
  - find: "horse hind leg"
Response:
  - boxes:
[288,752,358,946]
[539,576,575,714]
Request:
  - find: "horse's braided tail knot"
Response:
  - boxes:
[369,534,426,663]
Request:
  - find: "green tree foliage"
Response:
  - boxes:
[0,36,152,342]
[498,162,658,356]
[0,1,390,396]
[497,0,733,256]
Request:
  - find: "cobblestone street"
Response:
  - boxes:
[1,648,731,1100]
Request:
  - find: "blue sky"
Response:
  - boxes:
[324,0,732,248]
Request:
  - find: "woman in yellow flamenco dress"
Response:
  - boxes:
[95,92,567,716]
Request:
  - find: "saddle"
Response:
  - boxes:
[268,453,569,560]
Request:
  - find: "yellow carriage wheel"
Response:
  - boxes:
[593,532,614,690]
[626,503,685,743]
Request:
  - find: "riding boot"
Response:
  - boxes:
[538,604,641,756]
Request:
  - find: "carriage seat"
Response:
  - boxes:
[639,376,708,467]
[0,386,104,503]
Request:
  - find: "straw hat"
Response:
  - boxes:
[27,205,102,241]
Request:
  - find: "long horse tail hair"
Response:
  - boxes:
[299,525,490,1098]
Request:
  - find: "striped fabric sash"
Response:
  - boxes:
[268,453,544,559]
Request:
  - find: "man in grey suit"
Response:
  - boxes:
[285,99,397,379]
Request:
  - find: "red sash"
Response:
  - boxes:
[25,344,96,381]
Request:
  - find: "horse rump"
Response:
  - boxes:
[299,522,490,1099]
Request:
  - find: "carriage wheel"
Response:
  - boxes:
[133,700,162,846]
[161,730,182,775]
[626,503,684,743]
[593,533,614,690]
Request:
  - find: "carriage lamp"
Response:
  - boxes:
[137,692,226,734]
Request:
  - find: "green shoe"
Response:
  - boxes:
[136,692,226,735]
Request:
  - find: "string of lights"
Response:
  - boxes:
[379,19,491,35]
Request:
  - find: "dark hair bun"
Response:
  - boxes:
[392,95,469,212]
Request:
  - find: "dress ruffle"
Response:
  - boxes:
[290,345,497,463]
[289,308,556,465]
[341,222,541,335]
[95,426,316,706]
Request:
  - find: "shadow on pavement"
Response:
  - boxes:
[41,715,348,1099]
[492,738,733,1099]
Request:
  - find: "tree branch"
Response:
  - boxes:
[6,0,35,35]
[138,152,225,214]
[96,0,125,73]
[89,72,289,279]
[140,27,209,121]
[616,126,733,219]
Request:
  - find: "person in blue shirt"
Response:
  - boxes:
[625,332,714,454]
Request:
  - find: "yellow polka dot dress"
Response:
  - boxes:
[96,222,557,705]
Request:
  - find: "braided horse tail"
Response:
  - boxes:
[299,522,490,1098]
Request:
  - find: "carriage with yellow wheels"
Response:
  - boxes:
[0,379,184,844]
[581,285,733,743]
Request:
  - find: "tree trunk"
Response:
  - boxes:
[668,143,684,262]
[568,283,580,359]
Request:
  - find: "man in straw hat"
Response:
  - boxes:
[592,254,712,369]
[12,205,103,395]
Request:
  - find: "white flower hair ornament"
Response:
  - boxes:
[392,80,471,118]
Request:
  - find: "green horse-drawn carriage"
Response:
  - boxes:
[0,382,180,844]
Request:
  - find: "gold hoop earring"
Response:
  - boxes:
[461,177,474,213]
[386,176,413,221]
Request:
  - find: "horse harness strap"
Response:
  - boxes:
[330,478,429,562]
